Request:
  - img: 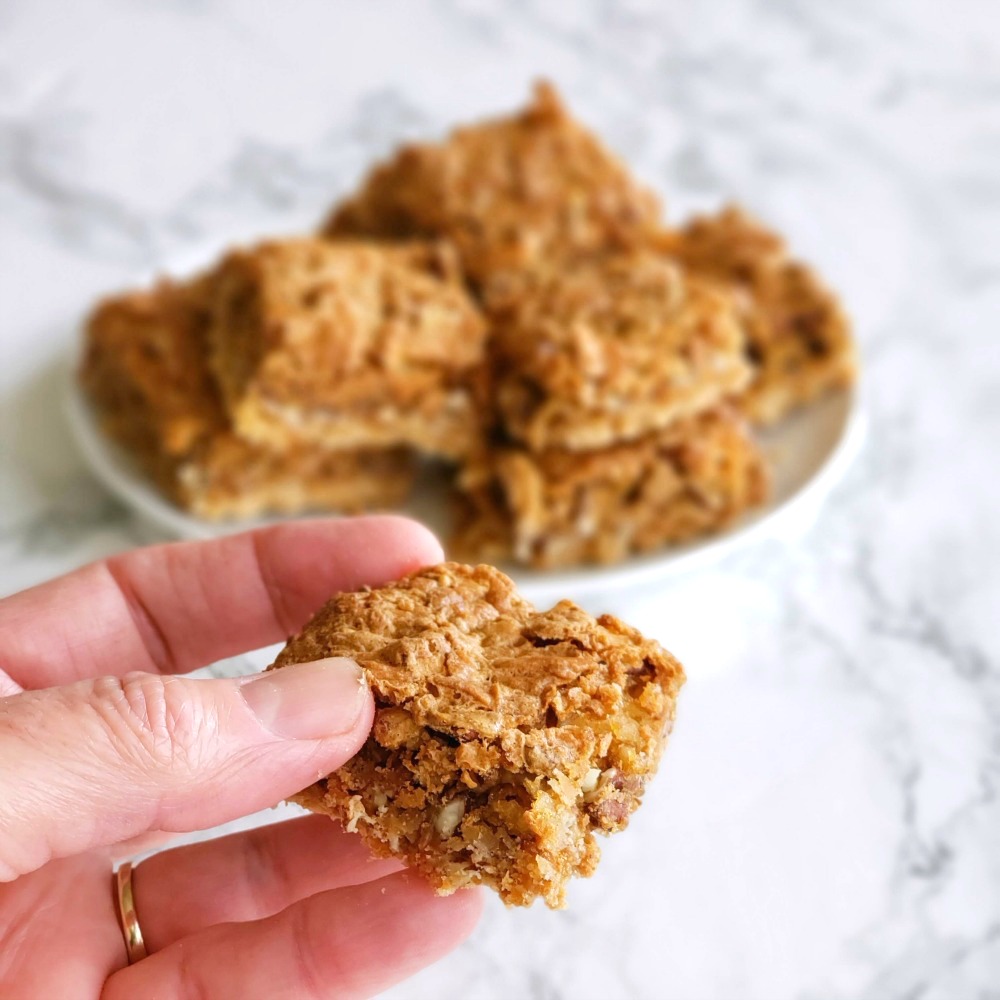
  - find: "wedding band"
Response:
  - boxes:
[113,862,148,964]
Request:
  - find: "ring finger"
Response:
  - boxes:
[132,814,403,952]
[104,871,483,1000]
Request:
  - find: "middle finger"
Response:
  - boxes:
[132,814,403,952]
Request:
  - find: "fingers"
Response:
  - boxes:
[134,816,403,951]
[0,854,125,999]
[0,516,442,689]
[103,873,483,1000]
[0,659,373,880]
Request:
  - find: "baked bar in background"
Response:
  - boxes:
[80,275,222,462]
[662,206,856,425]
[454,408,768,569]
[485,250,752,451]
[324,82,662,287]
[273,562,685,908]
[172,437,414,521]
[208,238,487,458]
[80,280,414,519]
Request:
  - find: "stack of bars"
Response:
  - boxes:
[81,83,856,568]
[81,242,488,519]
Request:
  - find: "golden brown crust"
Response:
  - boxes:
[80,276,224,459]
[207,237,488,458]
[324,82,662,287]
[662,206,857,424]
[453,408,769,568]
[81,278,415,519]
[272,562,685,907]
[485,250,752,451]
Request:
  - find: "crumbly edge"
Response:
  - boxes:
[79,280,223,460]
[226,384,483,459]
[742,341,856,425]
[662,207,857,425]
[453,410,769,568]
[177,443,415,520]
[496,359,752,452]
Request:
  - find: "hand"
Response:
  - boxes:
[0,517,482,999]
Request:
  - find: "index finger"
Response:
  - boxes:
[0,516,442,689]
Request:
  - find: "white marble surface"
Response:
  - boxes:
[2,1,999,997]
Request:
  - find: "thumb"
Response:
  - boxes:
[0,659,372,880]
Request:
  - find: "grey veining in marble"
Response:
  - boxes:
[1,1,998,997]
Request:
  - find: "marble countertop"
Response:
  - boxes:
[2,1,998,997]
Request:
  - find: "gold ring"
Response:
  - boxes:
[113,862,148,964]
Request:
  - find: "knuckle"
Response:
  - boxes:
[241,826,290,915]
[89,673,215,774]
[175,945,214,1000]
[240,828,282,914]
[290,900,333,999]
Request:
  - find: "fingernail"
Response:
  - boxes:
[241,659,368,740]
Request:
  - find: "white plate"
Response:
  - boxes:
[66,370,864,605]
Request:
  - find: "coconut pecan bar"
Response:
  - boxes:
[324,82,662,287]
[273,562,685,908]
[80,279,414,519]
[485,251,752,451]
[207,238,488,458]
[663,205,856,425]
[453,407,768,569]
